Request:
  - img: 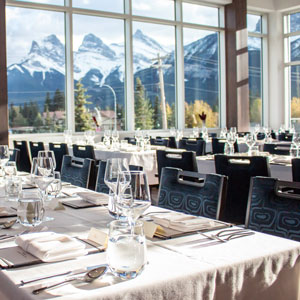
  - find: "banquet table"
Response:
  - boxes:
[0,185,299,300]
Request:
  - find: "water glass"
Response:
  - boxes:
[0,145,10,176]
[107,220,147,280]
[47,171,62,198]
[4,161,17,177]
[5,176,22,201]
[290,143,298,157]
[17,191,44,227]
[250,146,259,156]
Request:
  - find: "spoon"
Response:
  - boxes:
[0,219,17,229]
[32,265,108,295]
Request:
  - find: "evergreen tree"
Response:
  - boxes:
[134,77,154,130]
[117,104,125,130]
[167,102,175,128]
[9,103,17,127]
[44,92,52,112]
[52,89,65,111]
[33,112,44,127]
[153,96,162,129]
[44,106,53,130]
[74,80,93,132]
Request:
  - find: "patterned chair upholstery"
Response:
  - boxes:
[215,155,270,224]
[178,139,206,156]
[246,177,300,242]
[95,161,143,194]
[13,140,31,172]
[49,143,68,172]
[72,144,95,160]
[61,155,93,188]
[156,150,197,182]
[29,141,45,160]
[158,167,227,220]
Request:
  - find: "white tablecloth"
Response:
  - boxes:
[0,191,299,300]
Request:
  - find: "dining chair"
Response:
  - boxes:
[158,167,227,220]
[150,138,169,147]
[95,160,143,194]
[9,149,20,164]
[263,143,291,155]
[178,139,206,156]
[61,155,94,188]
[211,138,239,154]
[13,140,31,172]
[124,137,137,145]
[29,141,45,160]
[49,143,68,172]
[214,154,270,224]
[291,158,300,182]
[246,177,300,242]
[72,144,95,160]
[168,136,177,149]
[156,150,198,182]
[278,132,293,142]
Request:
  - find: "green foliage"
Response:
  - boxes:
[52,89,65,111]
[75,80,93,132]
[153,96,162,129]
[134,77,154,130]
[249,98,262,124]
[44,92,52,112]
[167,103,176,128]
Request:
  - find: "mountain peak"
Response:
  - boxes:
[29,41,41,55]
[78,33,116,59]
[133,29,165,52]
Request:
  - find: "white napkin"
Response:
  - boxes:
[152,212,217,232]
[76,192,109,205]
[15,232,88,262]
[270,156,291,164]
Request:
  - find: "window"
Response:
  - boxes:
[132,22,175,130]
[73,14,125,131]
[183,28,220,128]
[247,13,265,126]
[284,12,300,129]
[6,6,66,134]
[5,0,224,133]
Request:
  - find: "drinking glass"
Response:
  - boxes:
[47,171,62,198]
[0,145,10,176]
[220,127,227,138]
[5,176,22,201]
[107,220,147,280]
[4,161,17,177]
[104,158,130,218]
[245,133,256,154]
[226,132,236,155]
[38,150,56,171]
[117,171,151,227]
[63,130,72,145]
[17,191,44,227]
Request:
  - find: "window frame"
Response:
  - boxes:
[6,0,225,132]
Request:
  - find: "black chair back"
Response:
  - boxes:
[292,158,300,182]
[150,138,168,147]
[156,150,197,181]
[49,143,68,172]
[211,138,239,154]
[13,141,31,172]
[278,132,293,142]
[158,167,227,220]
[9,149,20,165]
[168,136,177,149]
[29,141,45,160]
[178,139,206,156]
[214,155,270,224]
[61,155,93,188]
[124,137,136,145]
[95,161,143,194]
[72,144,95,160]
[263,143,291,155]
[246,177,300,242]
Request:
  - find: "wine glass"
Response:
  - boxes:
[226,132,236,155]
[47,171,62,199]
[245,133,256,154]
[38,150,56,171]
[4,161,17,177]
[117,171,151,228]
[0,145,10,176]
[104,158,130,218]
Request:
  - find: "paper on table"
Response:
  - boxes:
[0,207,17,218]
[151,212,227,233]
[76,192,109,205]
[15,232,88,262]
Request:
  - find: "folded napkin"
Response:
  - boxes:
[152,212,218,232]
[270,156,291,164]
[15,232,88,262]
[76,192,109,205]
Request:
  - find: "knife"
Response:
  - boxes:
[20,264,103,286]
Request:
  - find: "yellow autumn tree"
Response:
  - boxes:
[291,97,300,118]
[185,100,218,128]
[250,98,262,124]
